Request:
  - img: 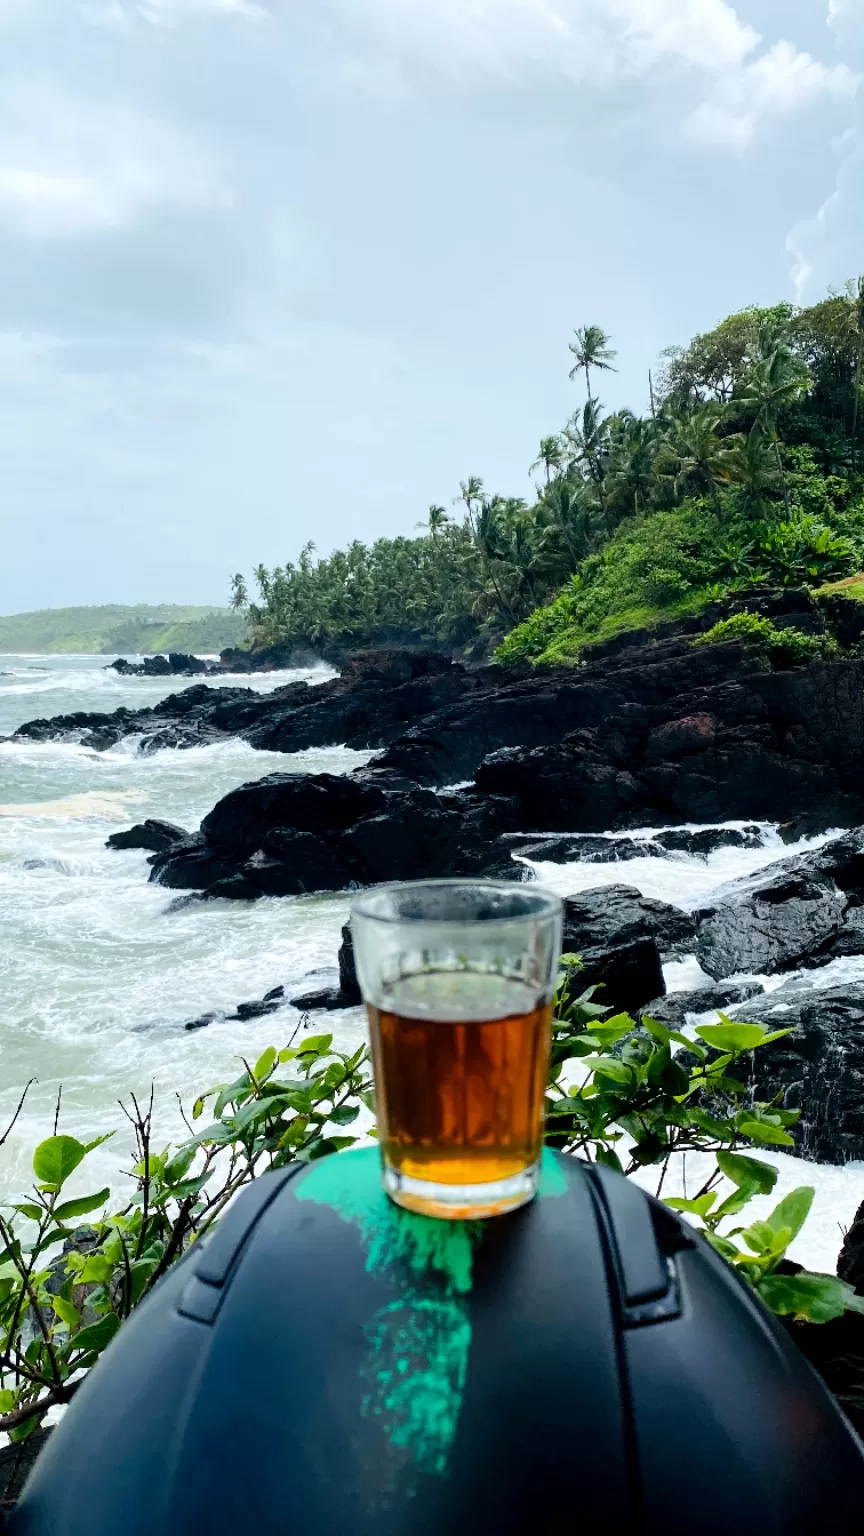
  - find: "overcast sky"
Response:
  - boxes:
[1,0,862,613]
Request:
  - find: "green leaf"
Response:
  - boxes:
[11,1203,44,1222]
[162,1148,196,1188]
[757,1272,853,1323]
[763,1186,815,1244]
[589,1057,634,1085]
[640,1015,671,1045]
[82,1133,115,1155]
[716,1149,778,1195]
[328,1104,360,1126]
[78,1253,114,1285]
[32,1136,87,1189]
[254,1046,277,1082]
[666,1192,718,1219]
[68,1313,121,1356]
[737,1120,795,1147]
[52,1188,111,1224]
[695,1022,773,1052]
[51,1294,81,1329]
[297,1033,333,1057]
[0,1389,15,1413]
[594,1146,624,1174]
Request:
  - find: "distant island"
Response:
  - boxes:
[0,604,248,656]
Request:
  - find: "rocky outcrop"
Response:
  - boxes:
[110,653,210,678]
[636,982,766,1029]
[740,982,864,1163]
[695,829,864,978]
[559,887,696,1016]
[106,819,189,853]
[149,772,522,899]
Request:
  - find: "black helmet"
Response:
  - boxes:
[13,1148,864,1535]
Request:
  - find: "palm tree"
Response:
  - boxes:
[529,436,565,486]
[736,323,810,517]
[842,277,864,472]
[568,325,617,408]
[230,573,248,611]
[455,476,485,537]
[422,505,449,540]
[718,422,781,519]
[658,403,733,519]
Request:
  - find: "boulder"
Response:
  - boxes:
[837,1198,864,1296]
[636,981,766,1030]
[511,834,665,865]
[652,826,765,857]
[741,983,864,1163]
[151,771,521,898]
[560,887,695,1016]
[696,871,848,979]
[563,886,696,958]
[107,819,189,853]
[694,829,864,979]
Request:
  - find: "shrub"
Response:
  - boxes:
[693,611,834,667]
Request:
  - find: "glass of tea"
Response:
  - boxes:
[351,879,563,1220]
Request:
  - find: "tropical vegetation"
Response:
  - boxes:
[2,968,861,1443]
[0,606,246,657]
[232,283,864,663]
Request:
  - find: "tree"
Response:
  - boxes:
[658,403,734,519]
[423,505,449,539]
[530,436,566,486]
[230,573,248,611]
[736,323,811,517]
[568,325,617,408]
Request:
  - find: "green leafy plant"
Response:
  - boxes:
[693,610,834,667]
[0,1027,372,1439]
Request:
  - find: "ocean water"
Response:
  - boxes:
[0,653,861,1274]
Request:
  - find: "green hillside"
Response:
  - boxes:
[0,605,249,656]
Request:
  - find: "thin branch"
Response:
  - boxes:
[0,1080,36,1149]
[52,1085,62,1139]
[0,1378,82,1433]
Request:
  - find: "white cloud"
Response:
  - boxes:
[0,86,231,234]
[688,40,857,149]
[329,0,858,146]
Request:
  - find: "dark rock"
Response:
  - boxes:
[338,924,361,1006]
[107,819,189,853]
[79,726,121,752]
[231,984,286,1021]
[742,983,864,1163]
[184,1011,220,1032]
[289,986,345,1012]
[696,871,847,979]
[636,982,766,1030]
[151,770,520,898]
[578,939,666,1017]
[0,1428,52,1521]
[108,652,210,678]
[838,1198,864,1296]
[563,886,697,958]
[786,1313,864,1441]
[559,887,695,1016]
[652,825,765,857]
[694,829,864,979]
[511,834,666,865]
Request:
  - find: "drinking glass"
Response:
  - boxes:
[351,879,563,1220]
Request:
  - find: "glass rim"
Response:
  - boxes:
[350,877,563,927]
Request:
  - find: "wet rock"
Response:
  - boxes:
[652,826,765,857]
[184,1011,220,1032]
[107,819,189,853]
[511,834,665,865]
[696,871,847,979]
[289,986,345,1012]
[694,829,864,979]
[109,653,210,678]
[230,985,286,1022]
[79,726,121,752]
[0,1428,52,1522]
[837,1198,864,1296]
[563,886,697,958]
[741,983,864,1163]
[636,982,766,1030]
[577,939,666,1017]
[338,924,361,1006]
[150,771,521,898]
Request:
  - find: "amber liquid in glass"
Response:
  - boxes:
[367,971,552,1214]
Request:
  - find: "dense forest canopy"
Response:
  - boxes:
[233,284,864,663]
